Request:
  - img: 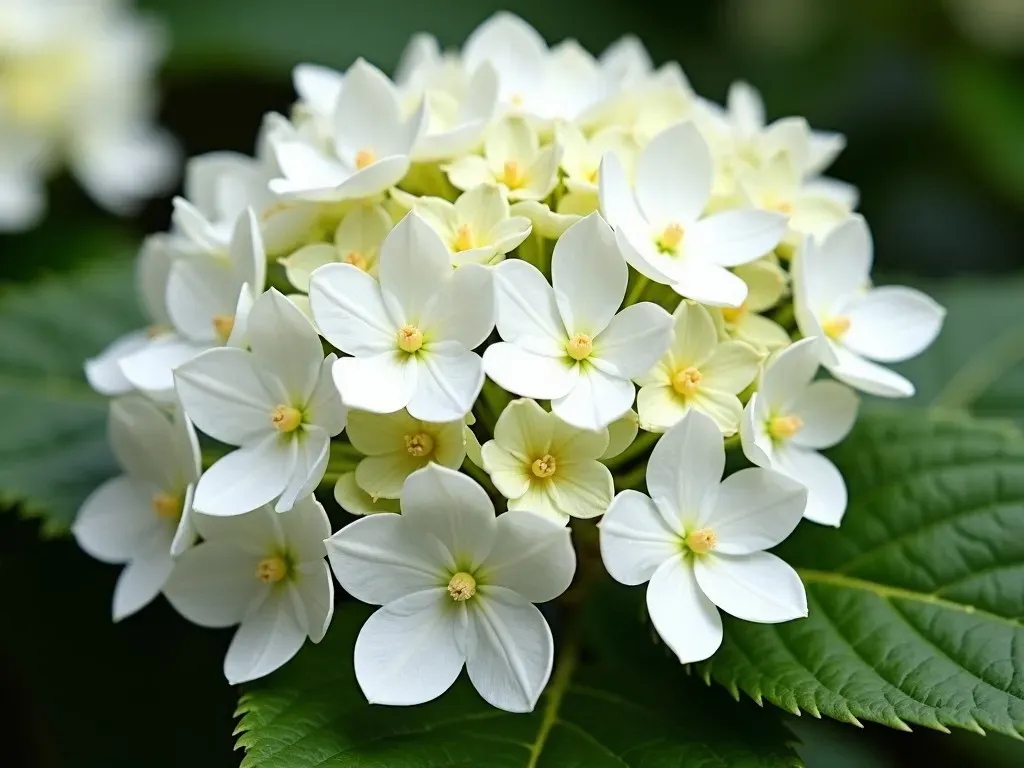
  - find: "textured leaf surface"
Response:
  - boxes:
[236,601,801,767]
[0,259,141,533]
[706,413,1024,737]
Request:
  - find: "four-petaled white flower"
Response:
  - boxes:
[742,337,860,526]
[174,289,347,516]
[600,122,787,307]
[413,183,532,266]
[481,398,614,524]
[309,212,495,422]
[325,464,576,712]
[599,410,808,664]
[164,495,334,684]
[270,59,426,202]
[484,212,673,431]
[794,215,946,397]
[347,408,466,500]
[636,301,761,435]
[73,397,200,621]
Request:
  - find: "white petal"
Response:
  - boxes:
[492,397,553,459]
[228,208,268,295]
[225,591,307,684]
[119,335,208,397]
[759,336,821,413]
[597,150,646,233]
[546,459,614,520]
[841,286,945,364]
[465,587,552,713]
[112,538,174,621]
[599,490,678,585]
[740,394,773,467]
[174,347,280,445]
[665,301,719,367]
[463,12,546,97]
[635,122,712,226]
[791,380,859,450]
[690,389,744,436]
[73,477,160,564]
[192,436,293,516]
[401,464,497,569]
[480,511,575,602]
[774,445,848,527]
[333,352,418,414]
[408,342,483,422]
[275,427,331,513]
[304,354,348,434]
[326,513,450,603]
[801,215,872,310]
[378,212,451,324]
[356,451,424,500]
[163,541,263,627]
[246,289,323,403]
[333,472,402,516]
[636,384,689,433]
[85,330,149,396]
[695,551,807,623]
[483,343,577,400]
[672,261,749,308]
[166,257,236,344]
[702,468,807,554]
[492,259,566,355]
[109,396,188,490]
[423,263,495,349]
[170,485,199,557]
[601,409,639,460]
[318,157,411,201]
[592,302,672,379]
[728,81,765,134]
[646,410,724,526]
[646,556,723,664]
[688,210,786,268]
[309,263,396,355]
[826,344,914,398]
[294,63,344,116]
[333,59,405,158]
[700,341,761,394]
[354,589,464,706]
[551,212,625,336]
[551,365,635,431]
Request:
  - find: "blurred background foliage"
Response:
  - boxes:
[2,0,1023,765]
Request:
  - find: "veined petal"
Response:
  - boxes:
[276,494,332,563]
[333,473,402,516]
[549,410,608,461]
[701,467,806,554]
[740,394,774,467]
[309,263,396,356]
[192,435,294,516]
[423,263,495,350]
[247,289,323,404]
[483,343,577,400]
[225,591,307,684]
[800,215,872,311]
[689,388,744,436]
[591,302,672,379]
[228,208,267,295]
[163,541,263,627]
[275,426,331,513]
[492,259,566,354]
[791,380,859,450]
[109,396,188,490]
[493,398,554,460]
[635,122,712,226]
[547,459,614,519]
[379,212,452,325]
[166,257,236,344]
[599,489,678,585]
[695,551,807,623]
[292,561,335,642]
[700,340,761,394]
[332,352,418,414]
[408,342,484,422]
[687,210,786,268]
[346,408,419,456]
[646,410,723,531]
[480,510,575,602]
[334,59,404,158]
[304,354,348,435]
[647,556,723,664]
[774,445,848,527]
[356,451,426,499]
[598,150,647,235]
[481,441,531,500]
[668,301,719,368]
[840,285,945,364]
[636,384,689,433]
[551,365,635,432]
[551,212,626,337]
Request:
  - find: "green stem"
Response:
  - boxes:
[624,274,650,306]
[604,428,658,470]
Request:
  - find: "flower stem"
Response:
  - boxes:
[604,428,658,470]
[624,273,650,306]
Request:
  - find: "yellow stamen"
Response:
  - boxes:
[657,223,685,253]
[212,314,235,341]
[447,571,477,602]
[672,367,703,397]
[721,304,745,325]
[685,528,717,555]
[256,556,288,584]
[501,160,525,189]
[344,250,368,271]
[822,315,851,341]
[397,324,424,353]
[768,415,803,440]
[452,224,475,252]
[531,454,557,478]
[404,432,435,458]
[151,492,182,521]
[566,334,593,361]
[271,405,303,433]
[355,147,376,170]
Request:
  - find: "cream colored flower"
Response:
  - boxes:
[708,259,791,353]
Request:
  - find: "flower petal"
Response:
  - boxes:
[292,560,335,643]
[333,59,405,158]
[333,473,402,516]
[332,351,418,414]
[647,556,723,664]
[354,589,465,706]
[672,261,748,308]
[163,541,263,627]
[687,210,786,268]
[325,513,450,604]
[600,410,637,460]
[774,445,848,527]
[646,410,724,529]
[408,342,483,422]
[493,398,553,459]
[423,262,495,349]
[85,330,149,396]
[635,122,712,226]
[304,354,348,434]
[826,344,914,398]
[668,301,719,367]
[119,335,209,397]
[551,365,635,431]
[701,467,806,554]
[483,343,577,400]
[276,426,331,513]
[246,289,323,403]
[225,591,307,684]
[759,336,821,413]
[492,259,566,354]
[481,510,575,602]
[800,215,872,310]
[551,212,626,336]
[591,302,672,379]
[309,263,396,356]
[109,396,191,490]
[481,442,531,499]
[346,408,419,456]
[379,212,452,325]
[636,384,689,433]
[791,380,859,450]
[689,388,744,436]
[356,451,425,500]
[73,477,163,564]
[599,489,678,585]
[740,393,773,467]
[840,286,945,364]
[276,494,333,563]
[700,340,762,394]
[694,551,807,623]
[192,435,294,516]
[112,538,174,621]
[547,459,614,519]
[465,586,552,713]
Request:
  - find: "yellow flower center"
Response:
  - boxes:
[447,571,477,602]
[344,250,368,271]
[404,431,435,458]
[766,196,794,215]
[500,160,525,189]
[212,314,235,342]
[0,48,83,131]
[151,492,182,522]
[657,223,685,254]
[768,415,803,440]
[685,527,717,556]
[531,454,558,478]
[721,304,745,325]
[397,324,424,353]
[256,556,288,584]
[452,224,475,252]
[822,315,851,341]
[271,405,303,433]
[672,367,703,397]
[355,147,377,170]
[566,333,593,361]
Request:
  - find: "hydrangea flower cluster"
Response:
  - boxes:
[76,12,946,711]
[0,0,177,230]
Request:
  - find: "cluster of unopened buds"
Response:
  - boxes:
[74,12,946,712]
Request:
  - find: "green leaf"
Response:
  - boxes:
[0,258,142,533]
[235,599,802,767]
[705,412,1024,737]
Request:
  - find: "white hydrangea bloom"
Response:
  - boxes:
[742,338,859,526]
[73,397,200,620]
[164,495,334,684]
[599,411,808,664]
[484,212,673,431]
[325,464,576,712]
[174,289,347,516]
[794,215,945,397]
